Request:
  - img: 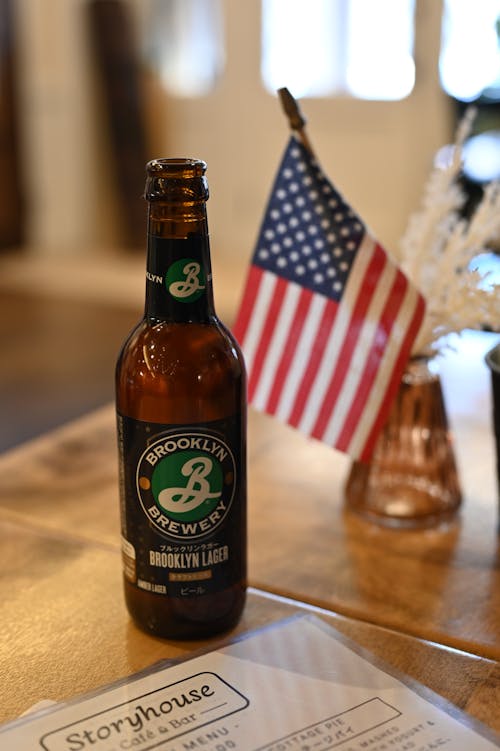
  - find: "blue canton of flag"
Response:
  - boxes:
[233,136,425,461]
[255,145,364,301]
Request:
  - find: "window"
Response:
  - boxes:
[440,0,500,102]
[261,0,416,100]
[143,0,224,97]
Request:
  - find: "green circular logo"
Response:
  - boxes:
[152,450,223,522]
[137,432,235,540]
[165,258,205,303]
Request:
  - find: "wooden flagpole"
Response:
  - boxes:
[278,87,315,156]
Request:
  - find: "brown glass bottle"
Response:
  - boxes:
[115,159,247,639]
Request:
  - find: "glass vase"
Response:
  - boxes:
[344,357,461,528]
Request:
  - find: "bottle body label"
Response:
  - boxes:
[117,413,245,598]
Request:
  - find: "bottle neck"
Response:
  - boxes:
[144,209,216,323]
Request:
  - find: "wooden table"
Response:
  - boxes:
[1,516,500,734]
[1,332,498,655]
[0,331,499,732]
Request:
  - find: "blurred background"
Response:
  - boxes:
[0,0,499,450]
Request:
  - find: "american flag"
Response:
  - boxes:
[233,136,425,461]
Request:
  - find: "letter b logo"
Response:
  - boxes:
[166,258,206,303]
[152,451,223,521]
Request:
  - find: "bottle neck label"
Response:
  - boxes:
[145,235,215,321]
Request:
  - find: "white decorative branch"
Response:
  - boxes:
[396,108,500,356]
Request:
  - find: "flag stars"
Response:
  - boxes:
[252,140,364,299]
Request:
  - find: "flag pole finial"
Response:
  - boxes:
[278,87,315,156]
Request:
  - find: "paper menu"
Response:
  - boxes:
[1,615,498,750]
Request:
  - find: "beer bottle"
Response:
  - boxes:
[115,158,247,639]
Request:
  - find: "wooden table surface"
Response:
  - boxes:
[0,332,498,661]
[1,514,500,734]
[0,330,499,732]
